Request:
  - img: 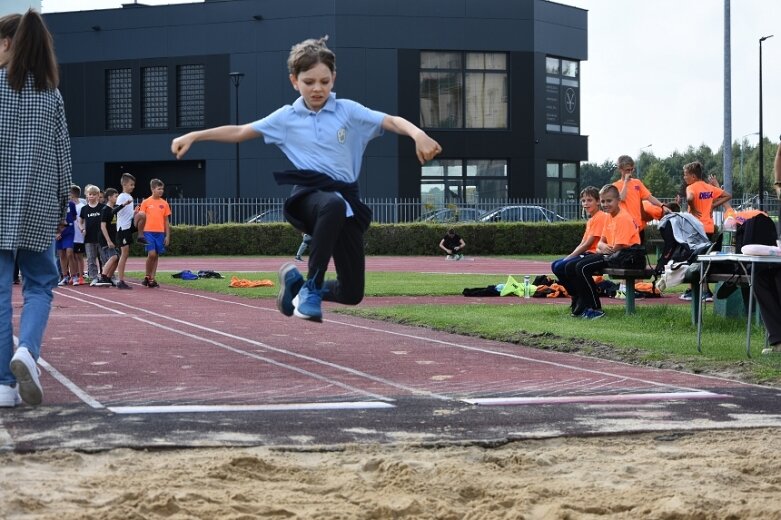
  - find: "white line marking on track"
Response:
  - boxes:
[54,291,452,402]
[465,391,727,406]
[327,320,717,394]
[38,358,105,409]
[108,401,395,414]
[13,335,105,409]
[147,286,764,391]
[133,316,394,402]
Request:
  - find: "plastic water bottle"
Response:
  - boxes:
[721,231,734,254]
[523,275,531,299]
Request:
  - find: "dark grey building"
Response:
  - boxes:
[44,0,587,203]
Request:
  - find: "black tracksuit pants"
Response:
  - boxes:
[292,190,365,306]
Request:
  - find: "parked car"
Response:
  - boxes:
[479,205,566,223]
[246,209,286,223]
[418,207,484,223]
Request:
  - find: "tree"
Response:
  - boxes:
[580,159,615,190]
[642,163,677,199]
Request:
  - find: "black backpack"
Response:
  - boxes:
[735,213,778,253]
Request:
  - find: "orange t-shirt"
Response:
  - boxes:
[583,211,610,253]
[686,180,724,233]
[138,196,172,233]
[641,200,664,222]
[603,208,641,248]
[613,178,652,231]
[735,209,766,225]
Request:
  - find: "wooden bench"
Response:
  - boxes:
[602,267,656,315]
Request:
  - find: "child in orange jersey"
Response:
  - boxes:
[681,161,731,301]
[136,179,171,288]
[551,186,610,314]
[613,155,669,243]
[568,184,641,319]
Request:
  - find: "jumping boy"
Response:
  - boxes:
[115,173,136,290]
[136,178,171,288]
[171,36,441,322]
[568,184,641,320]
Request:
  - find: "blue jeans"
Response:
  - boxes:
[0,245,59,386]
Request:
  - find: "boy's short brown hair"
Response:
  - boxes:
[120,172,135,185]
[150,178,164,189]
[287,36,335,77]
[104,188,118,199]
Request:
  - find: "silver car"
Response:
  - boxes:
[479,205,566,223]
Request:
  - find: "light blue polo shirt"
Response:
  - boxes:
[251,92,386,184]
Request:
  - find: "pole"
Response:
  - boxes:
[723,1,733,193]
[759,35,774,211]
[229,72,244,220]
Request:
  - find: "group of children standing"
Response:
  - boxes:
[53,173,171,290]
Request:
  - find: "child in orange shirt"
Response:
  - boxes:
[551,186,610,313]
[613,155,668,243]
[568,184,641,319]
[136,178,171,288]
[681,161,731,301]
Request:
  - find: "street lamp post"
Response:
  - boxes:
[759,35,773,210]
[229,71,245,219]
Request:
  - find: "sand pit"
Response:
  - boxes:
[1,427,780,519]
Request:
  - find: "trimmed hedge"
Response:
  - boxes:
[154,222,661,256]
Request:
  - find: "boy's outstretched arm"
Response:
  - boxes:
[382,115,442,164]
[171,124,261,159]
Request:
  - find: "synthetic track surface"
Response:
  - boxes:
[2,256,779,452]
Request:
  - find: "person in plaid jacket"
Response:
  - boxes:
[0,10,72,408]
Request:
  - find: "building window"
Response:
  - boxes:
[176,64,205,128]
[141,66,168,129]
[544,56,580,134]
[420,52,507,129]
[106,68,132,130]
[546,161,578,199]
[421,159,508,206]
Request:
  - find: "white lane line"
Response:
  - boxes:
[326,320,726,394]
[13,334,105,409]
[108,401,395,414]
[38,358,105,409]
[133,316,394,402]
[150,286,757,392]
[464,391,727,406]
[55,291,451,402]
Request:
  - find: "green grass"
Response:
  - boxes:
[135,266,780,385]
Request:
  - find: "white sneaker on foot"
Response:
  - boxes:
[10,347,43,406]
[0,384,21,407]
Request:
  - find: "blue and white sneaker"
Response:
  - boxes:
[581,308,605,320]
[277,263,304,317]
[292,278,323,322]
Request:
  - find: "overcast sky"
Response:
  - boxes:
[36,0,781,165]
